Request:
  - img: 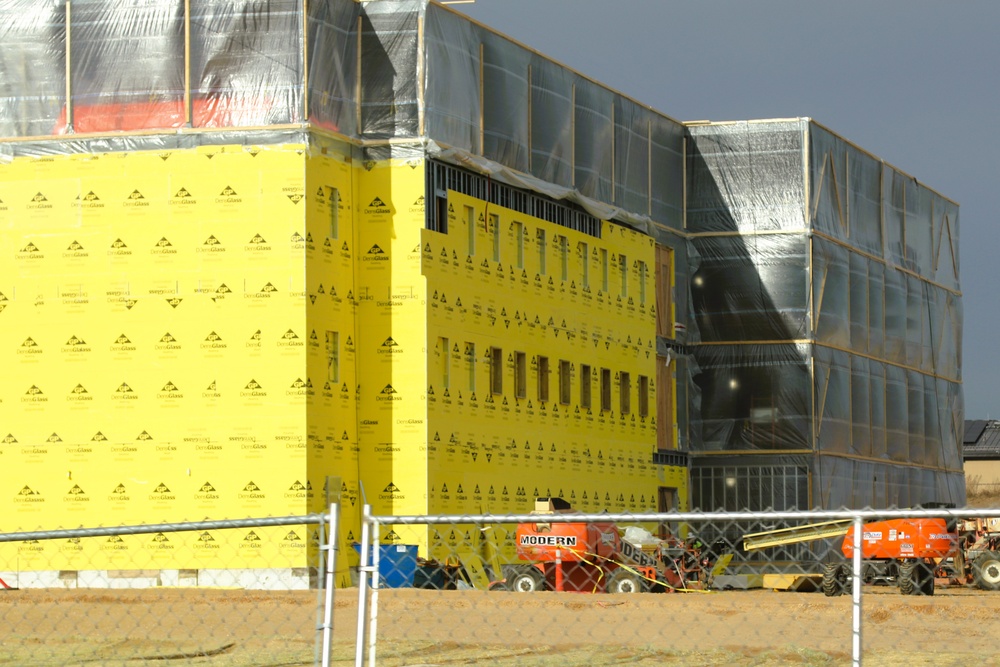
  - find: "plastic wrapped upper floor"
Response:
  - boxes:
[0,0,685,235]
[686,119,961,373]
[685,119,963,475]
[0,0,355,137]
[686,119,960,295]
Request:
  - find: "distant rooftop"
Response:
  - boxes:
[964,420,1000,459]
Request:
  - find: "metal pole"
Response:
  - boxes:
[65,0,72,132]
[184,0,191,126]
[321,503,339,667]
[354,504,372,667]
[367,524,381,667]
[851,515,863,666]
[302,0,309,122]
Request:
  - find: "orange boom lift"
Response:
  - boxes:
[505,498,729,594]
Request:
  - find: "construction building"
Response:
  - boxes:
[0,0,961,588]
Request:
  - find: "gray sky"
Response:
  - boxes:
[453,0,998,420]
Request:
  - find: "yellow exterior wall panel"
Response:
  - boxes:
[353,159,429,548]
[1,144,317,572]
[1,143,685,584]
[423,186,684,548]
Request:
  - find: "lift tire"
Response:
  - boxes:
[916,563,935,596]
[973,553,1000,591]
[607,567,648,594]
[509,567,546,593]
[898,561,917,595]
[821,563,847,597]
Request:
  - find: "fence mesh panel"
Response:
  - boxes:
[0,515,359,667]
[5,507,1000,666]
[353,506,1000,666]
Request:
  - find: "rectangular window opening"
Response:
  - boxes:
[327,187,340,239]
[440,337,450,390]
[515,351,527,399]
[537,355,550,402]
[326,331,339,383]
[601,248,609,293]
[538,228,547,275]
[490,346,503,394]
[433,192,449,234]
[515,221,525,269]
[620,254,628,298]
[559,359,571,405]
[638,260,647,305]
[560,236,569,282]
[580,364,592,410]
[620,371,631,414]
[600,367,611,412]
[491,213,501,262]
[580,242,590,288]
[466,205,476,257]
[466,342,476,392]
[638,374,649,417]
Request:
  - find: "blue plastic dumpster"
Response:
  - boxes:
[353,544,418,588]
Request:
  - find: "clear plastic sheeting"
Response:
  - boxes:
[692,343,812,452]
[190,0,304,128]
[810,125,961,292]
[691,233,810,341]
[482,30,530,172]
[422,2,684,232]
[359,1,421,138]
[66,0,185,133]
[686,120,806,233]
[0,0,358,137]
[0,0,685,238]
[0,0,66,138]
[422,6,480,153]
[687,119,963,510]
[816,456,965,510]
[528,57,575,190]
[306,0,359,135]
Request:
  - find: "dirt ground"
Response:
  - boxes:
[4,583,1000,666]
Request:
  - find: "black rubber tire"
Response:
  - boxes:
[509,567,546,593]
[898,561,917,595]
[822,563,847,597]
[973,553,1000,591]
[918,563,935,596]
[606,567,647,594]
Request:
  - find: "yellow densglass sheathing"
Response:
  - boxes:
[351,157,430,549]
[422,189,673,563]
[304,139,360,587]
[0,144,325,573]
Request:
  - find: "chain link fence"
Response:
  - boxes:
[5,505,1000,666]
[0,512,358,667]
[354,504,1000,667]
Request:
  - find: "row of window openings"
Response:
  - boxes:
[439,202,646,302]
[326,333,649,417]
[320,189,646,305]
[440,340,649,417]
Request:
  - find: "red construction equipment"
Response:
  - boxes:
[744,512,1000,596]
[503,497,726,593]
[821,518,953,596]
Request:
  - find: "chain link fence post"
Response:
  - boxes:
[321,502,339,667]
[851,513,863,666]
[354,503,373,667]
